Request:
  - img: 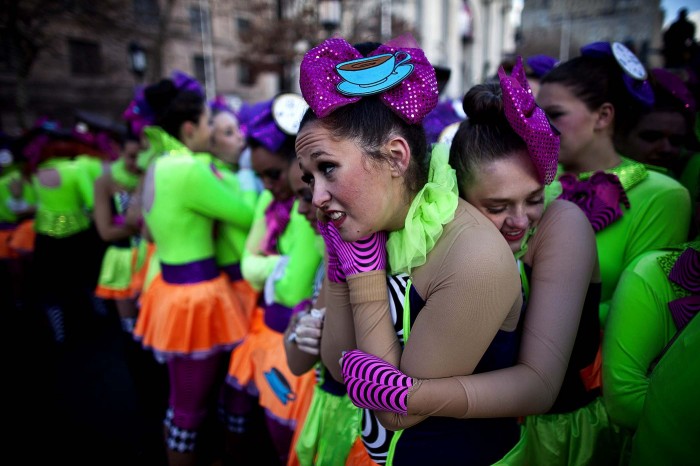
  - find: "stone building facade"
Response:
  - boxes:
[517,0,665,67]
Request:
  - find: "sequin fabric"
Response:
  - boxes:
[577,157,648,191]
[498,57,559,185]
[299,37,439,125]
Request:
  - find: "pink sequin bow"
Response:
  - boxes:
[299,36,439,125]
[498,56,559,185]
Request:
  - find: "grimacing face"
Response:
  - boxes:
[295,121,398,242]
[463,150,545,254]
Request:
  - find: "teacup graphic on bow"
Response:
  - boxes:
[336,52,414,96]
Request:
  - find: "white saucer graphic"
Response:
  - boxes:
[337,64,414,96]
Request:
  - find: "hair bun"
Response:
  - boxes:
[462,83,503,124]
[144,79,178,116]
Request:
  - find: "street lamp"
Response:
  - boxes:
[318,0,342,34]
[128,41,147,81]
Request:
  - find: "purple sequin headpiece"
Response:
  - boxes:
[498,57,559,185]
[238,98,287,153]
[580,42,655,108]
[299,34,439,125]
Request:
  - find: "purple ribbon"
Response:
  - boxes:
[264,301,295,333]
[559,171,630,232]
[498,57,560,185]
[261,197,295,255]
[651,68,697,113]
[668,248,700,330]
[299,36,439,125]
[160,258,220,284]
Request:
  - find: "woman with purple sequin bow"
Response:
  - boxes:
[296,34,523,465]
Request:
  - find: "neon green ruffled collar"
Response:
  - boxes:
[111,158,139,191]
[387,143,459,275]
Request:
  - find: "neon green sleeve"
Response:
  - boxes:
[241,191,280,290]
[272,201,323,307]
[628,314,699,466]
[602,250,679,430]
[182,157,254,229]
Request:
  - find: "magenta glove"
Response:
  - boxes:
[341,349,413,415]
[317,220,387,282]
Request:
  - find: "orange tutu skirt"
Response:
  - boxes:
[133,272,249,360]
[229,278,259,329]
[130,240,156,298]
[8,219,35,254]
[227,307,315,426]
[0,228,17,259]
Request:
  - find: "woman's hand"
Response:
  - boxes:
[289,308,326,355]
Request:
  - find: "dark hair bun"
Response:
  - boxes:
[462,82,503,124]
[144,79,178,116]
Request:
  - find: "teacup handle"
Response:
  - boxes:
[393,51,411,70]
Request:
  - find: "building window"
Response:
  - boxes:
[69,39,101,75]
[236,17,251,37]
[133,0,160,24]
[238,62,254,86]
[190,5,211,35]
[193,55,210,85]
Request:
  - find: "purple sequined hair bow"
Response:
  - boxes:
[498,57,559,185]
[580,42,655,108]
[299,35,439,125]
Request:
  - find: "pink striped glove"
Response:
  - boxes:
[317,220,387,282]
[316,220,346,283]
[341,349,413,415]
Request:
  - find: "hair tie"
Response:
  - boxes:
[299,36,438,125]
[498,56,559,185]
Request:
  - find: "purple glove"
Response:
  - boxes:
[341,349,413,415]
[317,220,387,282]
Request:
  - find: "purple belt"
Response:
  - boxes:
[222,263,243,282]
[160,258,219,284]
[0,222,17,231]
[264,301,294,333]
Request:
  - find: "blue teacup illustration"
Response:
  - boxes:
[336,52,411,88]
